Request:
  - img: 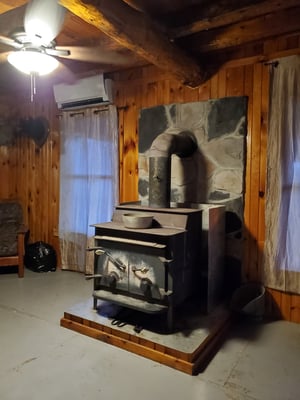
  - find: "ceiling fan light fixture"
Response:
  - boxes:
[7,50,59,76]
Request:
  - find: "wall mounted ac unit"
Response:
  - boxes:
[53,74,113,110]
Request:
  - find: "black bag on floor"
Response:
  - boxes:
[24,241,57,272]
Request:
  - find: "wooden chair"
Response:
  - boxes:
[0,200,29,278]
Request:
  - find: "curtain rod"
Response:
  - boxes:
[263,61,279,67]
[57,104,127,118]
[56,105,110,118]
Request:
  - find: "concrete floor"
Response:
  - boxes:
[0,269,300,400]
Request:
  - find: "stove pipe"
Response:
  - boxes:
[148,130,197,208]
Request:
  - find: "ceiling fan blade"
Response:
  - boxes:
[24,0,66,45]
[45,47,70,57]
[0,35,22,49]
[55,45,136,65]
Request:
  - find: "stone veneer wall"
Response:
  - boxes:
[138,96,248,293]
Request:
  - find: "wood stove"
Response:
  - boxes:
[89,203,202,330]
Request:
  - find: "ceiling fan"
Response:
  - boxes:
[0,0,138,76]
[0,0,69,76]
[0,0,139,100]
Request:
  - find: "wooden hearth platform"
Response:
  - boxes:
[60,300,232,375]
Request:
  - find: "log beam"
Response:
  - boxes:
[0,1,27,15]
[59,0,206,87]
[121,0,145,13]
[183,6,300,53]
[170,0,300,39]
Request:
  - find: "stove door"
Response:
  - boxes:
[128,252,167,301]
[93,236,173,302]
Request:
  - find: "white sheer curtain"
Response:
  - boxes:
[264,55,300,294]
[59,105,118,274]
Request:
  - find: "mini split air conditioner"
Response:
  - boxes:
[53,74,113,110]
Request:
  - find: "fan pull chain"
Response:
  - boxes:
[30,72,37,102]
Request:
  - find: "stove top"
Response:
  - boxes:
[93,204,202,237]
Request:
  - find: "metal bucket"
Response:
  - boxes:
[230,282,265,318]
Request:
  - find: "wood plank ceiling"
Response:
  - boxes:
[0,0,300,91]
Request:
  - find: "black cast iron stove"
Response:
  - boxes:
[90,203,202,330]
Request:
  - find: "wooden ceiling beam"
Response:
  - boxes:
[0,1,27,15]
[121,0,145,13]
[59,0,206,87]
[183,6,300,53]
[171,0,300,39]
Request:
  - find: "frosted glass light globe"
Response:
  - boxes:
[7,50,59,75]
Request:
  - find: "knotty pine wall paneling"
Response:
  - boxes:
[0,90,60,258]
[246,63,263,282]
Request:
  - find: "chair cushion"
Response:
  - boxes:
[0,201,23,256]
[0,233,18,256]
[0,201,22,224]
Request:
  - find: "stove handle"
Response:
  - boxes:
[85,274,102,280]
[87,246,126,272]
[86,246,104,253]
[131,265,149,277]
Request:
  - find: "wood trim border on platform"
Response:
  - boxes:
[60,310,232,375]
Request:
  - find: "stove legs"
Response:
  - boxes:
[167,304,174,333]
[93,297,98,310]
[92,295,175,333]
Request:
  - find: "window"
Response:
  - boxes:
[265,56,300,293]
[59,106,118,273]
